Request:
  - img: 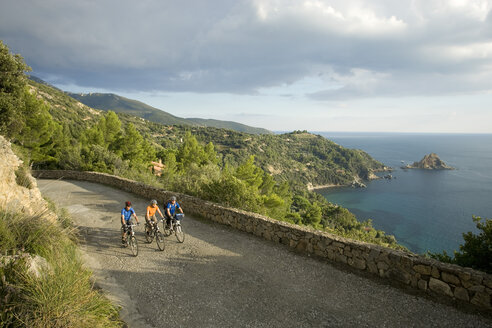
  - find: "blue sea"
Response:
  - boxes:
[314,132,492,254]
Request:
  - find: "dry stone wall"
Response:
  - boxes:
[32,169,492,311]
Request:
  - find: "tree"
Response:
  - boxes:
[15,90,57,164]
[429,216,492,273]
[0,40,31,137]
[234,155,263,189]
[454,216,491,273]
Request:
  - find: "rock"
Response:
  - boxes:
[429,278,453,297]
[402,153,454,170]
[471,291,491,308]
[442,272,461,286]
[454,287,470,302]
[413,264,432,275]
[418,279,428,291]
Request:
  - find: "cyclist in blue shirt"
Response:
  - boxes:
[165,196,184,228]
[121,201,140,245]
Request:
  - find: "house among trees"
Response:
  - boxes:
[150,159,164,176]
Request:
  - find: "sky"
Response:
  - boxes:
[1,0,492,133]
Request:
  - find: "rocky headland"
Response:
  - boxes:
[402,153,454,170]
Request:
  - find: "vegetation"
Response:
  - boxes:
[68,92,272,134]
[1,39,402,250]
[428,216,492,273]
[0,207,122,327]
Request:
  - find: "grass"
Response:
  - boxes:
[0,208,122,327]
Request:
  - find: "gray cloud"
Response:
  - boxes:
[1,0,492,99]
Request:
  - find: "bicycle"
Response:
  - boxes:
[145,219,165,251]
[123,223,139,257]
[163,213,185,243]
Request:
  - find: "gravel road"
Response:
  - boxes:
[37,179,491,328]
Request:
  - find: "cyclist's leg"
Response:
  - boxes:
[151,215,158,227]
[145,214,152,233]
[121,223,127,244]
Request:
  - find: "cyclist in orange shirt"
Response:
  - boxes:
[145,199,164,235]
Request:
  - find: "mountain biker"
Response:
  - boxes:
[121,201,139,245]
[146,199,164,235]
[165,196,184,229]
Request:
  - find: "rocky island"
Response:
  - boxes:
[402,153,454,170]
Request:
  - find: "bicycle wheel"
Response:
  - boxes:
[155,231,165,251]
[145,226,154,243]
[163,221,172,237]
[175,224,185,243]
[129,236,138,257]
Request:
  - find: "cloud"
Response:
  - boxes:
[1,0,492,99]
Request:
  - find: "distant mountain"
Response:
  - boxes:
[67,92,272,135]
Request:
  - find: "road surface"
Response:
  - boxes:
[37,179,491,328]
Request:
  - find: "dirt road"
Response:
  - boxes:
[37,179,491,328]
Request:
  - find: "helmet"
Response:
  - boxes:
[150,199,157,205]
[125,201,131,207]
[170,196,177,201]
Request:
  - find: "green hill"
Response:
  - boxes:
[67,92,272,135]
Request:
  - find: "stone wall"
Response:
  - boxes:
[32,169,492,310]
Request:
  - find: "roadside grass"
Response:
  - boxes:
[0,208,122,327]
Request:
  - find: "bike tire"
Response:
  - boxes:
[129,236,138,257]
[175,224,185,243]
[145,227,154,243]
[163,221,172,237]
[155,231,165,251]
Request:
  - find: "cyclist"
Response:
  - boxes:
[146,199,164,235]
[165,196,184,229]
[121,201,139,245]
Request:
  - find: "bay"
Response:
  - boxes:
[315,132,492,254]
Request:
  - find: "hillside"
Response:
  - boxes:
[27,79,386,189]
[67,91,272,135]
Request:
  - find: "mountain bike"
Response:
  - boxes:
[163,213,185,243]
[123,223,139,257]
[145,219,165,251]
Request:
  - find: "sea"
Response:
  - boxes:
[313,132,492,255]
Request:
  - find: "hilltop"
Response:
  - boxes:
[67,91,272,135]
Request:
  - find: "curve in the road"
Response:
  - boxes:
[38,179,492,328]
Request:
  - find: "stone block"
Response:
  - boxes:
[442,272,461,286]
[377,261,389,271]
[429,278,453,297]
[332,241,344,248]
[388,269,412,285]
[367,261,378,274]
[458,271,472,282]
[400,256,413,268]
[431,266,440,278]
[471,291,491,308]
[418,279,428,291]
[296,240,307,252]
[413,264,432,275]
[335,253,347,264]
[469,285,486,293]
[454,287,470,302]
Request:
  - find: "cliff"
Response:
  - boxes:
[0,135,52,218]
[403,153,454,170]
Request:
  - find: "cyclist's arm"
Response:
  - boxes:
[157,208,165,219]
[121,214,126,225]
[132,209,139,223]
